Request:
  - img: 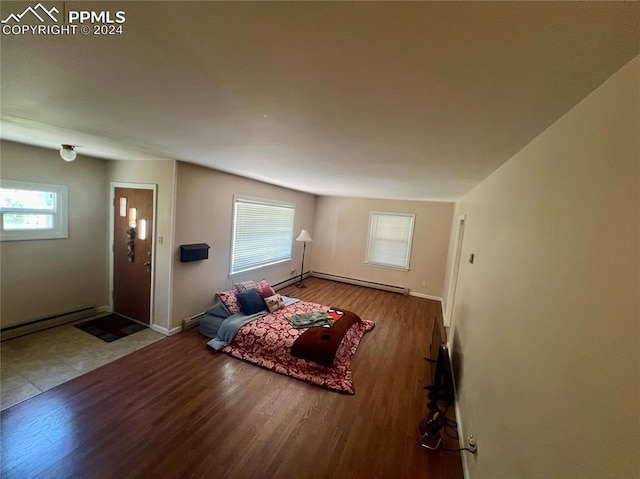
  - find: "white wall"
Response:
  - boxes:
[447,56,639,478]
[0,141,109,327]
[172,162,316,327]
[312,196,454,298]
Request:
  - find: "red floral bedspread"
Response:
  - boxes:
[222,301,374,394]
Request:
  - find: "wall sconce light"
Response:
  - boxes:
[60,144,77,162]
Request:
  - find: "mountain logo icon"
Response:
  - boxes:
[1,3,59,24]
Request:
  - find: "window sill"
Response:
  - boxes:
[364,261,410,272]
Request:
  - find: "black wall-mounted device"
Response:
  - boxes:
[180,243,210,262]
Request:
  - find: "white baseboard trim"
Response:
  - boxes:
[408,291,443,301]
[151,324,182,336]
[455,398,471,479]
[447,344,471,478]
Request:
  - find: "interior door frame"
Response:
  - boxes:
[444,214,466,331]
[109,182,158,327]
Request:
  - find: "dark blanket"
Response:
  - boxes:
[290,309,361,367]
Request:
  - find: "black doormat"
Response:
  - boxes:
[75,314,147,343]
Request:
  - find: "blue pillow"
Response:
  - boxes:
[237,288,266,315]
[207,299,230,318]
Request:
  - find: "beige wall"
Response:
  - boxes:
[0,141,109,327]
[312,196,453,297]
[172,162,316,327]
[106,159,176,333]
[447,56,639,478]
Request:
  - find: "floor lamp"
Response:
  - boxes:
[295,229,313,288]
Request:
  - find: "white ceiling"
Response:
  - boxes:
[1,1,639,201]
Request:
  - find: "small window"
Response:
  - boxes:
[0,180,69,241]
[366,211,415,270]
[230,195,295,276]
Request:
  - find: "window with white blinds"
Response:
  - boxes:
[230,196,295,275]
[365,211,415,270]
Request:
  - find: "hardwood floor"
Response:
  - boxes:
[1,278,464,479]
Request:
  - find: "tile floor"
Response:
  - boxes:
[0,317,165,410]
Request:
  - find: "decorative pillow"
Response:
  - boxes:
[234,280,257,293]
[216,290,240,315]
[206,299,231,318]
[256,279,276,299]
[237,289,266,315]
[264,293,285,313]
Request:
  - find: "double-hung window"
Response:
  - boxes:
[0,180,69,241]
[230,195,295,276]
[365,211,415,270]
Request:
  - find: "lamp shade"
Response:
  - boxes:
[60,145,76,162]
[296,230,313,242]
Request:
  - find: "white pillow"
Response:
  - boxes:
[264,294,285,313]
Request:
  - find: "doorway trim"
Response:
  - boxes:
[444,214,466,330]
[109,182,158,327]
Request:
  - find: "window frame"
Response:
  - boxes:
[229,195,295,277]
[365,211,416,271]
[0,180,69,241]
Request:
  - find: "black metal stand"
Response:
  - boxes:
[418,411,446,450]
[296,241,307,288]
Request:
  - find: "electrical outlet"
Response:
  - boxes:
[467,434,477,454]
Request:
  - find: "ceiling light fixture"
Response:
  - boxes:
[60,144,77,162]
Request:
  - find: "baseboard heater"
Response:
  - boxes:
[1,307,98,341]
[180,274,310,332]
[180,271,399,333]
[271,272,311,291]
[182,311,207,332]
[311,272,409,295]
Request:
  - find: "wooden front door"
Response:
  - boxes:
[113,187,154,324]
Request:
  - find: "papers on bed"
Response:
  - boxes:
[286,311,332,329]
[285,308,345,329]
